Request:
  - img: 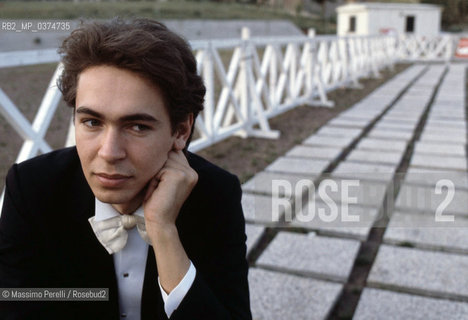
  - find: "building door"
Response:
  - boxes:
[349,16,356,33]
[405,16,415,33]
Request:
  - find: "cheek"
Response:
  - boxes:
[132,143,171,176]
[76,139,96,163]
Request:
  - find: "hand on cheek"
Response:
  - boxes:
[143,140,198,235]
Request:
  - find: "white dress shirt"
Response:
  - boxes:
[94,198,196,319]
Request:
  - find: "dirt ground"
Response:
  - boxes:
[0,63,409,189]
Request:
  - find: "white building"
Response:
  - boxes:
[336,2,442,37]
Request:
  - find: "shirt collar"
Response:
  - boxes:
[94,198,145,222]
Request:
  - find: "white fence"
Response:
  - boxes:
[0,32,458,167]
[187,29,398,151]
[396,34,455,62]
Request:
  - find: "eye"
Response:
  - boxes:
[82,119,101,128]
[130,124,151,132]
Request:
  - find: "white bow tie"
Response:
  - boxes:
[88,214,152,254]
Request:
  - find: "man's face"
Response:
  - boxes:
[75,65,177,214]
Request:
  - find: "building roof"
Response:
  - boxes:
[336,2,441,14]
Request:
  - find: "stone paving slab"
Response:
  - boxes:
[435,97,465,103]
[392,101,427,109]
[338,112,378,121]
[265,157,330,176]
[410,154,467,171]
[245,224,265,256]
[367,245,468,301]
[346,105,385,114]
[422,125,466,134]
[396,183,468,217]
[316,178,389,208]
[419,133,467,144]
[242,171,318,197]
[406,88,434,96]
[384,211,468,253]
[380,115,421,124]
[435,93,465,99]
[427,115,466,122]
[354,288,468,320]
[346,149,404,165]
[380,116,420,124]
[425,119,466,128]
[367,129,413,141]
[430,108,465,116]
[431,104,465,110]
[421,127,467,137]
[368,87,402,94]
[358,94,393,102]
[291,201,379,240]
[332,161,396,183]
[257,232,361,282]
[428,113,466,121]
[315,126,363,139]
[401,94,434,104]
[390,102,426,109]
[432,101,465,108]
[373,122,415,132]
[327,117,371,128]
[404,167,468,190]
[414,142,466,157]
[303,135,355,148]
[242,193,291,225]
[249,268,342,320]
[385,104,425,112]
[353,100,389,109]
[407,82,433,89]
[357,138,408,152]
[435,101,465,106]
[399,88,434,96]
[391,106,425,113]
[286,145,344,161]
[385,108,424,116]
[384,111,422,120]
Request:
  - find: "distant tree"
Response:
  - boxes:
[421,0,468,28]
[313,0,336,32]
[314,0,329,19]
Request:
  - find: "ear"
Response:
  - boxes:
[173,113,194,151]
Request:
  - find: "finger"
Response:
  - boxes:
[155,167,168,181]
[162,160,189,172]
[164,159,192,175]
[144,176,160,202]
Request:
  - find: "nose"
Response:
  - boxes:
[98,127,126,163]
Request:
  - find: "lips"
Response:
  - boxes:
[95,172,131,188]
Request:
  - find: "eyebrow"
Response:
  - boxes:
[76,107,158,123]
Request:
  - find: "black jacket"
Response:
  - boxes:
[0,147,252,320]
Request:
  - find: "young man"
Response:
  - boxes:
[0,18,252,319]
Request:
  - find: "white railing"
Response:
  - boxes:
[396,34,456,62]
[0,54,63,164]
[0,31,456,168]
[186,29,398,151]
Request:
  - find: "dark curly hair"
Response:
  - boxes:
[57,18,205,147]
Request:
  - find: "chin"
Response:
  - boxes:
[94,189,135,205]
